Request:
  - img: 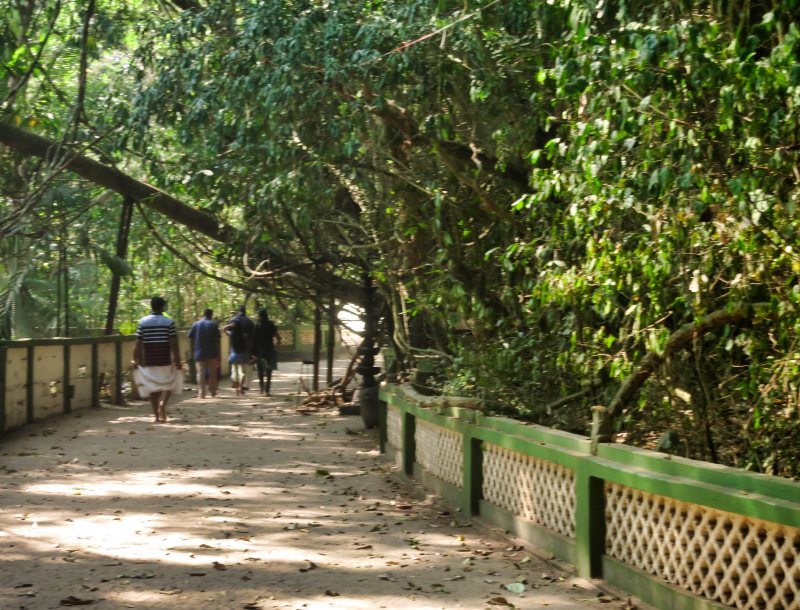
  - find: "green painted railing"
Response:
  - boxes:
[380,384,800,610]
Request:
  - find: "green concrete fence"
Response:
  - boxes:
[380,384,800,610]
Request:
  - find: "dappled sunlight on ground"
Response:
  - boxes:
[0,360,611,609]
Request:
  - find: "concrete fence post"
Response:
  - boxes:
[0,345,6,434]
[63,343,71,414]
[114,338,123,404]
[378,398,387,454]
[402,411,416,476]
[26,344,34,424]
[463,432,483,516]
[91,342,99,408]
[574,463,605,579]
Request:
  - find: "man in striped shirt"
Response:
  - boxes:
[133,296,183,423]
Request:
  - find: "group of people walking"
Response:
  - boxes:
[132,297,280,423]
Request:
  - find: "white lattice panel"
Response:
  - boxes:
[606,483,800,610]
[414,420,463,488]
[387,406,402,450]
[482,443,576,538]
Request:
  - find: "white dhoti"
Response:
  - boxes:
[134,365,183,396]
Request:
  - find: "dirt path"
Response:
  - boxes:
[1,362,626,610]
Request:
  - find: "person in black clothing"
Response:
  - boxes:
[253,309,281,396]
[224,305,254,395]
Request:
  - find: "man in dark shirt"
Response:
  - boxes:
[224,305,254,394]
[133,297,182,422]
[253,309,281,396]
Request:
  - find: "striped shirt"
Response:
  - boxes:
[136,313,177,367]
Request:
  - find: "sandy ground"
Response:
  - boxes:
[0,361,637,610]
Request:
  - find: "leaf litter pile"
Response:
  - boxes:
[0,363,643,609]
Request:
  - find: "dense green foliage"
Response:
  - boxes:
[3,0,800,476]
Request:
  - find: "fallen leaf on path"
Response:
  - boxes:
[324,590,340,597]
[487,597,515,607]
[504,582,526,595]
[298,561,316,572]
[117,571,155,579]
[212,561,227,570]
[60,596,95,606]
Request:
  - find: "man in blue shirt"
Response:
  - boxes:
[188,308,221,398]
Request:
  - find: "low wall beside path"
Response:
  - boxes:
[379,383,800,610]
[0,325,352,436]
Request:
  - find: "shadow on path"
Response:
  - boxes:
[0,361,617,610]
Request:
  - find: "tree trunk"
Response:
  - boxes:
[0,122,367,308]
[104,196,134,335]
[596,302,774,444]
[0,122,228,241]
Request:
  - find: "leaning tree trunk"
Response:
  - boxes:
[0,122,227,241]
[592,302,774,453]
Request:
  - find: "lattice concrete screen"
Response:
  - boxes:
[606,483,800,610]
[414,420,463,488]
[482,443,576,539]
[387,406,402,450]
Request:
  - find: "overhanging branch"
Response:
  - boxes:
[594,302,775,447]
[0,122,230,242]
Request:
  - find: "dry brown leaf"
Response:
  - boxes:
[487,597,514,607]
[59,596,95,606]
